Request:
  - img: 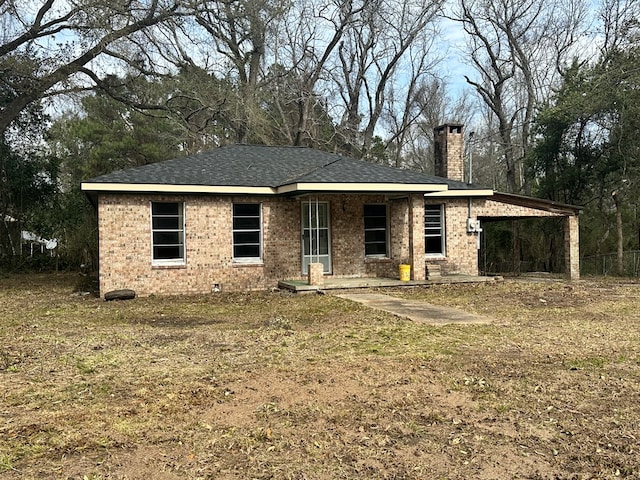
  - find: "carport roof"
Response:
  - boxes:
[487,192,582,217]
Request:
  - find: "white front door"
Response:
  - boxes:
[302,201,331,274]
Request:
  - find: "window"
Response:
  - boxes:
[425,204,445,256]
[233,203,262,262]
[151,202,185,265]
[364,204,388,257]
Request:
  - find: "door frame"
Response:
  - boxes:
[301,200,332,275]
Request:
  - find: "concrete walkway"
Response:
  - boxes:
[334,292,492,325]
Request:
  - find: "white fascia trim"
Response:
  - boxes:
[277,182,448,194]
[81,183,277,195]
[81,182,457,196]
[424,189,494,197]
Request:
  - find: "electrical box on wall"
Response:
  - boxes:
[467,218,482,233]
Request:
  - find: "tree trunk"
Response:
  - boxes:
[612,191,624,275]
[512,220,521,275]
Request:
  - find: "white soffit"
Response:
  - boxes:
[277,182,448,193]
[424,189,494,198]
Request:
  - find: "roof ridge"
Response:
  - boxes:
[278,153,344,186]
[231,144,312,149]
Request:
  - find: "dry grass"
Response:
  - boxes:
[1,273,639,479]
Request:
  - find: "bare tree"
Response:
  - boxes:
[140,0,358,147]
[332,0,444,158]
[276,0,363,147]
[0,0,185,135]
[185,0,289,143]
[384,56,436,168]
[454,0,587,193]
[392,78,475,172]
[599,0,640,58]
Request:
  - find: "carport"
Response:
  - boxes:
[477,193,581,280]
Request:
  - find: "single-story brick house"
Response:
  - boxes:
[81,124,580,297]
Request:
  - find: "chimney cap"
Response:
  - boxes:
[435,123,464,134]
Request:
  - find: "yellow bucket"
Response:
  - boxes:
[399,264,411,281]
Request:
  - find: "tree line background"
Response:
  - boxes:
[1,0,638,275]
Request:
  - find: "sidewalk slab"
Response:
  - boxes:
[334,292,492,325]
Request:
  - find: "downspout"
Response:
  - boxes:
[467,131,481,251]
[467,131,475,219]
[307,200,312,267]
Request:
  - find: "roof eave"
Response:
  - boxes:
[81,181,450,195]
[80,182,277,195]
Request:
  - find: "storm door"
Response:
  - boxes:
[302,201,331,274]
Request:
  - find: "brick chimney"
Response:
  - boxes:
[434,123,464,182]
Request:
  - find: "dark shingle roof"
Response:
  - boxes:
[83,144,482,191]
[292,156,443,184]
[85,145,328,187]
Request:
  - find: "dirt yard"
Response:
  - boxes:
[1,274,639,479]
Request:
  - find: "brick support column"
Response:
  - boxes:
[408,194,426,281]
[564,215,580,280]
[308,262,324,286]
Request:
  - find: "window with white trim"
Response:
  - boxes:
[233,203,262,262]
[151,202,185,265]
[425,203,445,256]
[364,204,388,257]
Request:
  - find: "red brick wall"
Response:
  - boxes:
[97,193,577,295]
[97,193,416,296]
[423,199,478,276]
[98,194,301,296]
